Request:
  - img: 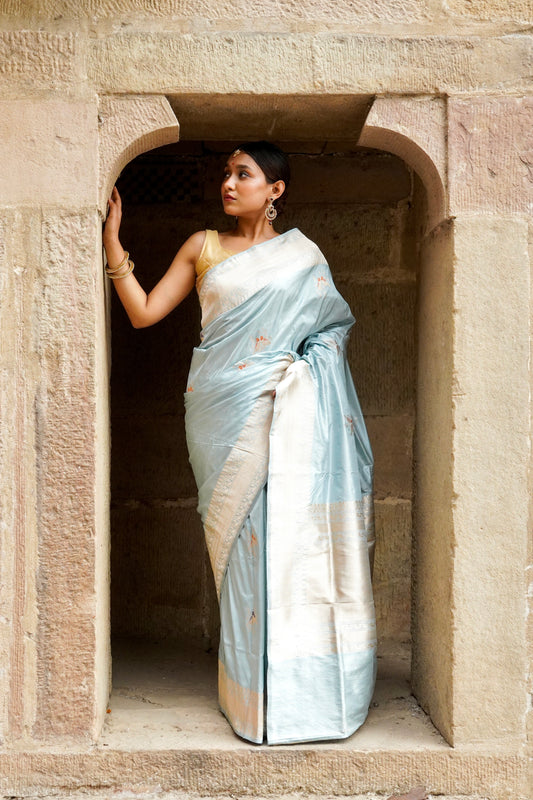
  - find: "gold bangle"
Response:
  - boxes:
[106,251,129,273]
[107,259,134,280]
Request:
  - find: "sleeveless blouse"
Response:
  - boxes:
[196,230,235,288]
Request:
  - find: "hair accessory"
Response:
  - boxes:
[106,258,135,279]
[265,198,277,223]
[231,148,242,158]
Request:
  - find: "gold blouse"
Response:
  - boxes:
[195,230,235,288]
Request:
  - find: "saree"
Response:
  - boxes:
[184,228,376,745]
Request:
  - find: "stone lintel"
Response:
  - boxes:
[88,32,533,96]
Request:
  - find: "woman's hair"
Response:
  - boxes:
[234,140,290,214]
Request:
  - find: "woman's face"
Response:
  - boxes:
[221,151,284,218]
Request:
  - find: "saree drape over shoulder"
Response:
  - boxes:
[185,228,376,745]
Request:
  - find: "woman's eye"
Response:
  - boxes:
[239,171,249,178]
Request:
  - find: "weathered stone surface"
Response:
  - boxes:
[445,0,533,23]
[170,95,373,142]
[359,96,446,231]
[374,499,412,643]
[0,208,45,744]
[448,96,533,214]
[412,220,455,744]
[366,415,414,500]
[111,503,207,642]
[288,152,411,204]
[98,96,180,215]
[1,0,432,23]
[311,34,533,94]
[89,33,533,95]
[0,99,97,205]
[111,416,196,499]
[340,282,416,416]
[33,211,103,739]
[450,216,530,746]
[0,748,528,799]
[0,30,80,93]
[285,204,416,282]
[110,290,199,418]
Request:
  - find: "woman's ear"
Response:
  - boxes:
[270,180,286,199]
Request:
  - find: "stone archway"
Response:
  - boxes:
[95,92,529,759]
[98,92,449,742]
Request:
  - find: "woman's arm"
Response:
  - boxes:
[103,186,203,329]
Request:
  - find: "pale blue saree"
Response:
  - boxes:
[185,228,376,745]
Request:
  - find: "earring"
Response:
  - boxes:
[265,198,277,224]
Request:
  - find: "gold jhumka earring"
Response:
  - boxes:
[265,198,277,224]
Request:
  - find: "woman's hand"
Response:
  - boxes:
[104,186,122,246]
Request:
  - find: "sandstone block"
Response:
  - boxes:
[450,216,530,745]
[90,34,313,97]
[111,415,196,500]
[311,33,533,94]
[366,415,414,500]
[0,99,97,205]
[448,96,533,214]
[98,96,179,215]
[412,220,455,743]
[339,282,416,415]
[11,0,432,23]
[358,96,446,232]
[0,208,44,742]
[111,290,199,417]
[444,0,533,23]
[289,152,411,204]
[89,33,533,96]
[373,498,412,643]
[33,211,102,739]
[283,203,416,281]
[170,95,373,143]
[111,503,207,642]
[0,31,79,94]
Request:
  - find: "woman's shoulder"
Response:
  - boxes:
[179,230,209,265]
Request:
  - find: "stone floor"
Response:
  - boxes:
[0,640,517,799]
[101,637,445,752]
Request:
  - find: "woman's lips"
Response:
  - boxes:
[224,195,236,201]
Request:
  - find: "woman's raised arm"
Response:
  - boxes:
[103,186,202,329]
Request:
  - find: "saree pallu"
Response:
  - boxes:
[185,228,376,745]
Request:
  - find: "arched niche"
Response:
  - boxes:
[97,93,456,750]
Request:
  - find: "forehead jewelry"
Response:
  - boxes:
[231,149,242,158]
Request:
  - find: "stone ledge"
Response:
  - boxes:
[0,749,527,799]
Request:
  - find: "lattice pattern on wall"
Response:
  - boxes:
[117,156,204,204]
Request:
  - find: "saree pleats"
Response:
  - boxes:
[185,228,376,745]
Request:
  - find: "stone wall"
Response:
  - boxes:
[0,1,531,797]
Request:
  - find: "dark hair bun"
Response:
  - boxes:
[234,141,290,214]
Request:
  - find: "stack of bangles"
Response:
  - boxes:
[106,251,135,279]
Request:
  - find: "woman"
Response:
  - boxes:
[104,141,376,745]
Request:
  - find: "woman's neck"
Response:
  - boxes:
[232,215,279,243]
